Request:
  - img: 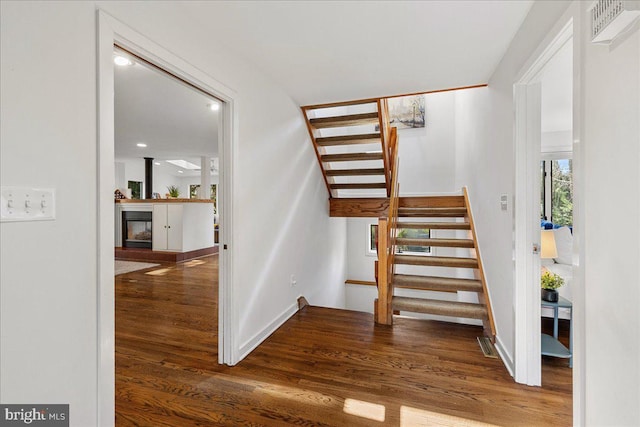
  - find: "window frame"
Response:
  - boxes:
[540,152,573,226]
[366,222,432,257]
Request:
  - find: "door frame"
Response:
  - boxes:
[97,10,237,425]
[513,19,574,387]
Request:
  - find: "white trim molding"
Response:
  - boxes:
[495,335,515,378]
[97,9,238,425]
[513,18,574,387]
[238,301,299,361]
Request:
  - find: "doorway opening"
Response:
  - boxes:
[97,11,236,425]
[513,18,577,390]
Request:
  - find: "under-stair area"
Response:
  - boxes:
[302,96,495,342]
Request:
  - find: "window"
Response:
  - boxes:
[541,159,573,226]
[127,180,142,199]
[190,184,217,213]
[368,224,431,256]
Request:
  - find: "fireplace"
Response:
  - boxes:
[122,211,152,249]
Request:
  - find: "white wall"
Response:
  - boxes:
[398,91,458,194]
[454,0,640,424]
[581,11,640,426]
[0,2,346,425]
[453,1,573,368]
[180,174,220,201]
[115,158,179,197]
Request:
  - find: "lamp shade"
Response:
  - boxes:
[540,230,558,259]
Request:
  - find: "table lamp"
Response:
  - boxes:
[541,230,558,259]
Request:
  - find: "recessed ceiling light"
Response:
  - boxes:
[209,102,220,111]
[136,143,147,148]
[114,55,133,66]
[178,170,184,174]
[154,162,161,166]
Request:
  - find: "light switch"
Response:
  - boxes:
[500,194,508,211]
[1,187,56,222]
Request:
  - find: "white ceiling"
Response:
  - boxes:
[114,52,220,171]
[113,1,538,171]
[181,1,535,105]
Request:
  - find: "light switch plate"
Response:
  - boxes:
[500,194,508,211]
[1,187,56,222]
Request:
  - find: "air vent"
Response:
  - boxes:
[591,0,640,43]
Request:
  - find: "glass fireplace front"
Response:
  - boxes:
[122,211,152,249]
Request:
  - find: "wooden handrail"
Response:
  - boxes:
[462,186,496,340]
[377,98,392,196]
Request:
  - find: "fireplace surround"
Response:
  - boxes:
[122,211,152,249]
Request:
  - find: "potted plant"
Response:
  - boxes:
[167,185,180,198]
[541,270,564,302]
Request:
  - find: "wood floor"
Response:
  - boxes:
[115,255,572,426]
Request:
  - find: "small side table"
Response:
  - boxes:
[541,296,572,367]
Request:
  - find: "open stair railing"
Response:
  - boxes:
[374,178,496,341]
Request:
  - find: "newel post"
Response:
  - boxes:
[376,218,392,325]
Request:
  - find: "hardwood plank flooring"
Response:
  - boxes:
[116,255,572,426]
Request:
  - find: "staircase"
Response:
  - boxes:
[301,99,394,199]
[376,189,496,341]
[302,96,495,342]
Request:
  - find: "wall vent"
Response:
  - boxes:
[591,0,640,43]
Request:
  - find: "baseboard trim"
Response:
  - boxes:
[238,301,299,361]
[494,334,515,377]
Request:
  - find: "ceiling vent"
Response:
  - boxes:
[591,0,640,43]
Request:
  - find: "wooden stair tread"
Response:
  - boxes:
[396,221,471,230]
[310,112,379,129]
[325,168,385,177]
[396,237,474,248]
[316,133,381,147]
[392,274,482,292]
[392,296,488,319]
[397,207,467,217]
[330,183,386,190]
[321,152,383,162]
[394,255,478,268]
[399,195,466,208]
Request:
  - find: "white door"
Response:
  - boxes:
[166,204,183,251]
[152,204,168,250]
